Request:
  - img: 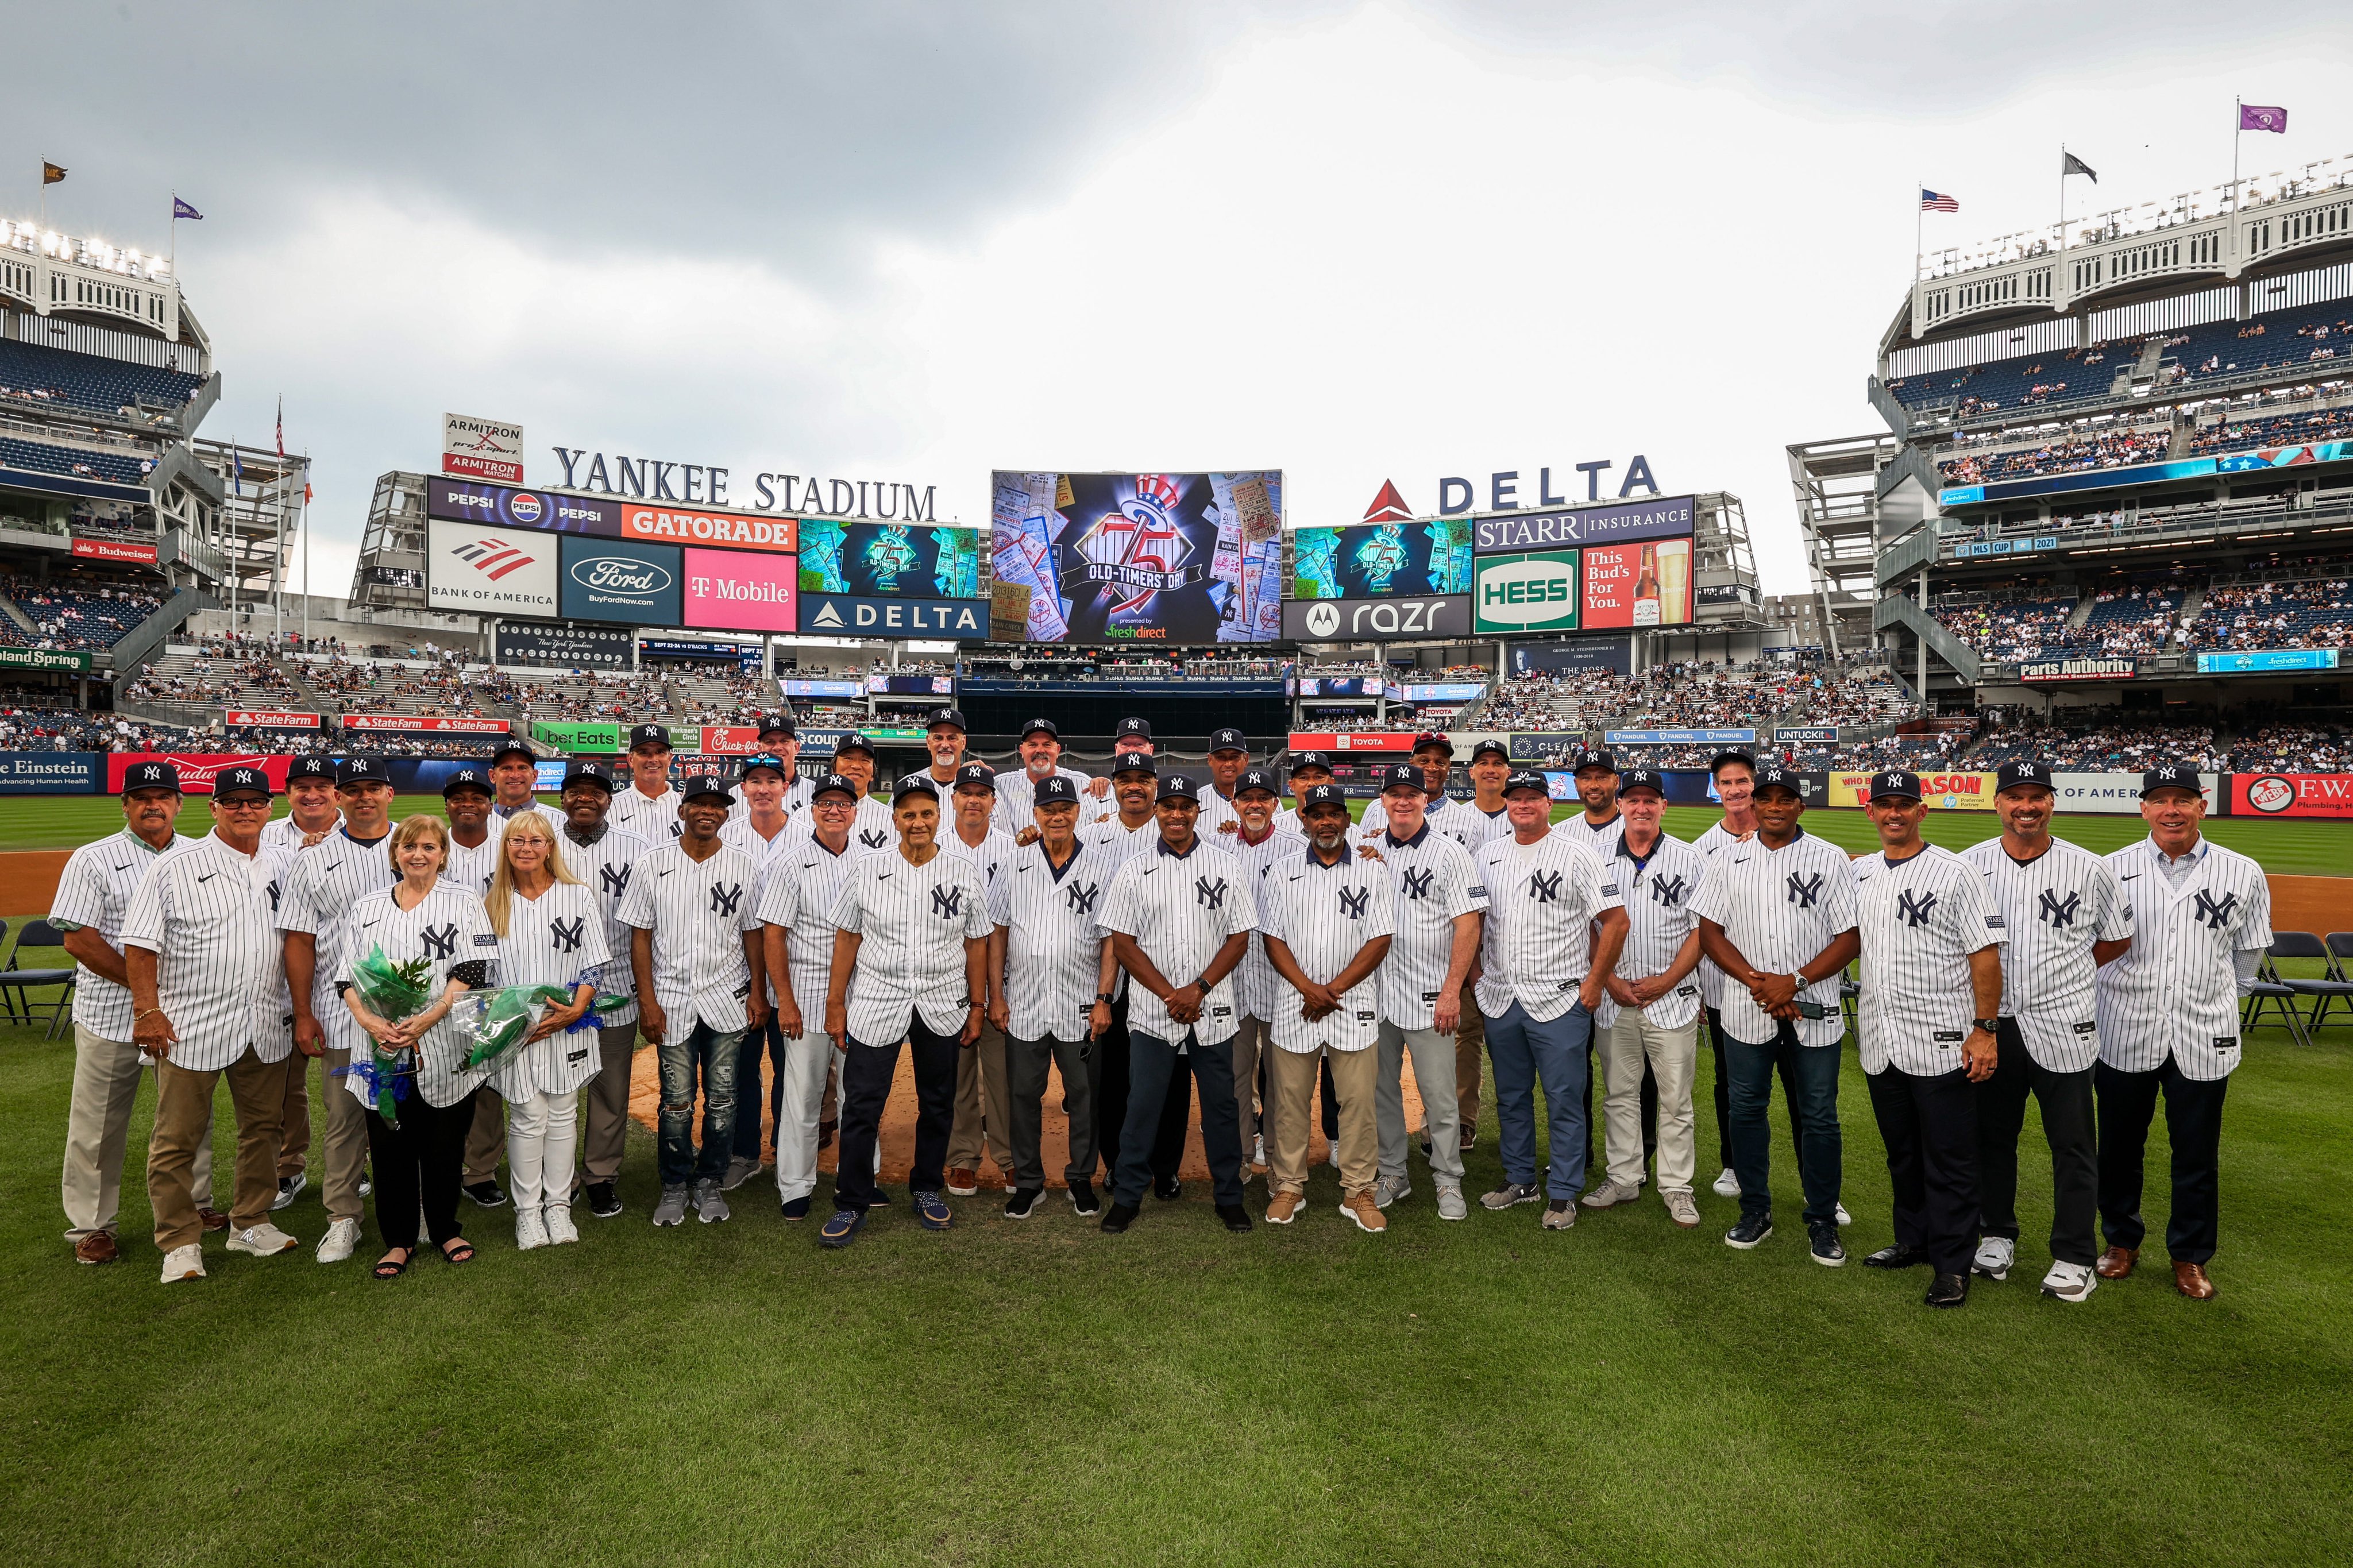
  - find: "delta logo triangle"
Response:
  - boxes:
[1361,480,1412,524]
[812,601,845,628]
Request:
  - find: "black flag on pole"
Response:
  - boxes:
[2061,151,2097,182]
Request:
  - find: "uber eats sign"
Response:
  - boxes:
[1474,549,1580,634]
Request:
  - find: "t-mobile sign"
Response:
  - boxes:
[682,547,797,632]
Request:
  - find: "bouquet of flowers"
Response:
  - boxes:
[330,945,437,1128]
[444,982,632,1077]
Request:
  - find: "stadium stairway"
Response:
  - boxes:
[106,588,215,683]
[2174,584,2208,646]
[0,593,34,638]
[2064,597,2095,632]
[1872,595,1982,682]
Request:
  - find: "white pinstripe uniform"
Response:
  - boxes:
[333,883,499,1107]
[827,849,992,1047]
[719,814,798,880]
[1436,801,1511,859]
[260,812,338,855]
[1689,821,1752,1014]
[784,795,896,857]
[490,881,612,1099]
[1472,835,1622,1023]
[1371,827,1486,1030]
[755,838,867,1029]
[941,825,1018,890]
[50,828,195,1037]
[1357,789,1461,842]
[988,839,1118,1042]
[493,800,567,833]
[277,827,402,1052]
[1102,839,1259,1046]
[1229,824,1307,1023]
[1594,832,1708,1034]
[1197,785,1245,841]
[1551,810,1627,859]
[2094,836,2271,1080]
[1961,837,2131,1069]
[556,823,651,1029]
[1685,827,1857,1048]
[1257,847,1395,1053]
[615,843,763,1034]
[119,830,291,1068]
[993,764,1095,838]
[1852,845,2006,1076]
[443,832,500,896]
[1081,813,1158,875]
[610,782,685,844]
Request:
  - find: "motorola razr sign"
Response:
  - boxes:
[1280,594,1472,642]
[557,535,682,624]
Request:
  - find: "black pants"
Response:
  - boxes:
[834,1022,960,1210]
[731,1014,787,1162]
[2097,1054,2228,1265]
[1976,1021,2099,1266]
[1865,1064,1980,1277]
[1094,995,1187,1183]
[1008,1032,1097,1188]
[1115,1031,1244,1209]
[1316,1051,1339,1140]
[1710,1005,1800,1171]
[366,1087,479,1252]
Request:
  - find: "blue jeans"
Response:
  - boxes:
[732,1016,787,1162]
[1484,999,1593,1200]
[657,1018,747,1188]
[1725,1021,1842,1226]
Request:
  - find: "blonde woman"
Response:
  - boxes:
[337,814,495,1279]
[485,814,606,1249]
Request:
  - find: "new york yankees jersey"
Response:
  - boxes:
[1595,832,1708,1033]
[1196,785,1243,841]
[442,832,500,895]
[1229,824,1307,1022]
[277,827,401,1045]
[1438,801,1513,859]
[1472,833,1623,1024]
[728,773,814,823]
[121,832,294,1071]
[558,822,652,1028]
[988,839,1117,1042]
[1961,837,2131,1071]
[1369,825,1486,1030]
[828,848,991,1046]
[1355,792,1463,842]
[49,827,194,1037]
[1852,845,2005,1076]
[755,836,865,1024]
[719,814,798,879]
[1551,810,1627,859]
[1256,847,1396,1053]
[2095,836,2272,1080]
[781,794,896,858]
[1689,820,1754,1011]
[493,799,566,832]
[1080,814,1159,876]
[335,883,499,1108]
[615,842,763,1033]
[1102,838,1259,1047]
[610,782,685,843]
[993,765,1095,838]
[1686,827,1857,1047]
[940,825,1018,891]
[491,880,612,1099]
[260,812,338,854]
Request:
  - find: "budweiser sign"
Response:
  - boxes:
[338,715,515,735]
[71,535,159,563]
[224,709,321,729]
[106,752,294,794]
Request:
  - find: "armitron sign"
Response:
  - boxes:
[443,413,524,485]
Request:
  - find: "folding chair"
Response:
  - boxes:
[0,918,78,1041]
[2315,934,2353,1033]
[2242,940,2315,1049]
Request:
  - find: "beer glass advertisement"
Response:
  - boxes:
[1291,518,1472,600]
[1581,537,1692,628]
[797,521,981,599]
[989,470,1283,643]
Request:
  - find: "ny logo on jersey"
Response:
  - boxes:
[931,885,965,920]
[1064,882,1102,916]
[599,864,631,899]
[1196,876,1228,910]
[1896,889,1937,929]
[1650,874,1687,908]
[1526,870,1562,905]
[2038,888,2081,928]
[550,917,586,954]
[668,820,684,839]
[1787,871,1823,908]
[419,924,458,960]
[709,883,744,917]
[267,879,281,913]
[1401,867,1434,901]
[1338,885,1371,921]
[859,829,889,848]
[2193,889,2238,930]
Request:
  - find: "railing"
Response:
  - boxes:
[1936,491,2353,559]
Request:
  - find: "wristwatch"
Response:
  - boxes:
[1095,992,1115,1005]
[1973,1018,2000,1032]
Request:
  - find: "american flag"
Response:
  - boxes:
[1920,189,1959,213]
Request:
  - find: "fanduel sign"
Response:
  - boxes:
[548,446,938,522]
[1438,458,1661,515]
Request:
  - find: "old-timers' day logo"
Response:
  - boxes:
[1077,474,1199,615]
[859,524,919,593]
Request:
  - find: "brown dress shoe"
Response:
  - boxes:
[2095,1245,2137,1280]
[74,1231,120,1265]
[2173,1261,2217,1300]
[199,1206,230,1234]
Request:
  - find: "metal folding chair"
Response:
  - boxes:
[0,919,78,1040]
[2243,939,2315,1049]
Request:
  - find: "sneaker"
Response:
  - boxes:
[1004,1188,1044,1219]
[1326,1144,1340,1170]
[160,1242,205,1283]
[315,1216,360,1264]
[1808,1222,1846,1266]
[1341,1191,1388,1233]
[1373,1174,1411,1210]
[1835,1202,1852,1226]
[515,1207,549,1251]
[695,1180,731,1224]
[463,1180,507,1209]
[198,1205,229,1233]
[1459,1121,1478,1151]
[1724,1213,1773,1249]
[1436,1184,1468,1222]
[1581,1177,1642,1209]
[1153,1174,1182,1202]
[1542,1199,1577,1230]
[272,1173,307,1211]
[357,1177,372,1199]
[1973,1236,2016,1281]
[226,1222,298,1257]
[1100,1202,1139,1234]
[1217,1203,1252,1233]
[720,1155,762,1192]
[818,1207,866,1248]
[1664,1191,1701,1229]
[1252,1134,1267,1169]
[585,1181,623,1219]
[1711,1168,1741,1198]
[1266,1191,1305,1225]
[913,1191,954,1230]
[651,1185,690,1227]
[947,1167,980,1197]
[1067,1180,1102,1217]
[2040,1260,2098,1303]
[781,1195,812,1221]
[543,1204,580,1245]
[1481,1181,1543,1210]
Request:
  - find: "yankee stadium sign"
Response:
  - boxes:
[548,445,940,522]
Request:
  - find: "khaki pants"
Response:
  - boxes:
[1232,1014,1270,1156]
[1455,979,1484,1129]
[1266,1043,1378,1198]
[276,1050,310,1179]
[62,1024,213,1242]
[316,1046,371,1223]
[946,1020,1012,1175]
[1600,1008,1698,1195]
[578,1020,639,1184]
[1377,1021,1463,1184]
[149,1046,284,1252]
[463,1093,506,1184]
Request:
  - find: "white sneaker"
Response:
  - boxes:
[161,1243,205,1283]
[1436,1184,1468,1222]
[1835,1203,1853,1227]
[1252,1134,1267,1169]
[2040,1259,2097,1303]
[226,1222,298,1256]
[1973,1235,2017,1281]
[1372,1174,1411,1210]
[315,1216,360,1264]
[1581,1178,1642,1209]
[515,1207,549,1250]
[543,1203,580,1245]
[1326,1144,1340,1171]
[1712,1168,1741,1198]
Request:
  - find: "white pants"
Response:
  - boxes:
[1600,1007,1698,1195]
[1376,1020,1463,1184]
[505,1088,581,1212]
[774,973,847,1202]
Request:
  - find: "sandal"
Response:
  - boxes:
[372,1248,412,1280]
[438,1238,476,1265]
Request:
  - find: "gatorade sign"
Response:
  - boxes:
[1473,550,1581,634]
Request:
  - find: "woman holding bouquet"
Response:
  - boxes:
[337,813,496,1279]
[484,814,605,1250]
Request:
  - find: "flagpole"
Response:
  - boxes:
[1914,176,1923,284]
[2232,98,2242,214]
[300,447,310,647]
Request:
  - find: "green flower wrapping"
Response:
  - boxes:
[352,945,434,1021]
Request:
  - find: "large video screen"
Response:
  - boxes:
[797,521,981,598]
[1291,517,1471,600]
[989,470,1282,643]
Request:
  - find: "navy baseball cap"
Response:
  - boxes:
[213,766,273,799]
[1377,763,1426,795]
[891,772,940,805]
[756,712,797,739]
[927,708,968,733]
[809,773,860,803]
[739,754,790,782]
[120,759,180,795]
[1033,775,1081,805]
[1110,750,1156,777]
[1235,767,1281,798]
[338,758,392,788]
[286,756,335,783]
[1996,760,2054,794]
[1868,768,1923,803]
[680,774,734,806]
[1412,732,1454,756]
[1156,772,1201,802]
[1710,749,1757,775]
[1289,751,1332,773]
[1208,727,1248,755]
[1572,747,1618,775]
[628,724,673,751]
[441,766,492,797]
[1116,717,1154,743]
[487,739,537,768]
[832,733,877,760]
[1619,767,1668,797]
[561,759,616,793]
[954,761,996,791]
[1299,782,1348,812]
[1469,737,1511,764]
[2142,761,2201,797]
[1503,768,1550,797]
[1019,717,1059,741]
[1752,761,1803,797]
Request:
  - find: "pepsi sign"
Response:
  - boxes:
[558,535,682,624]
[426,477,621,537]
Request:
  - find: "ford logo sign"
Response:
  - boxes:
[509,492,543,523]
[572,556,673,594]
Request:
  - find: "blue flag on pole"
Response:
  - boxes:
[172,196,203,221]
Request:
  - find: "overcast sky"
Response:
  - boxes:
[18,1,2351,600]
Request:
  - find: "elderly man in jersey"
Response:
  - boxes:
[757,773,870,1222]
[257,754,340,1200]
[817,733,899,854]
[1357,733,1455,841]
[1226,766,1302,1174]
[919,708,973,791]
[1474,768,1630,1230]
[1361,763,1484,1222]
[1959,760,2131,1302]
[1850,769,2005,1306]
[554,759,653,1221]
[819,775,993,1248]
[1582,768,1710,1227]
[1085,750,1191,1193]
[940,760,1018,1195]
[261,754,342,854]
[2093,762,2270,1300]
[1690,760,1860,1258]
[1426,735,1514,1155]
[1098,772,1260,1236]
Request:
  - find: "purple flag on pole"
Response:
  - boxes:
[2240,104,2288,133]
[172,196,203,221]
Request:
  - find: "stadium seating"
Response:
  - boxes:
[2184,578,2353,650]
[2078,583,2187,653]
[1932,593,2084,659]
[0,436,153,486]
[0,337,206,419]
[2188,404,2353,456]
[0,578,163,651]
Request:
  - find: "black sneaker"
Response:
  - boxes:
[271,1173,306,1211]
[1808,1222,1846,1267]
[1067,1180,1102,1216]
[863,1186,894,1210]
[781,1195,811,1221]
[1460,1121,1478,1152]
[1724,1212,1773,1249]
[584,1181,623,1219]
[1864,1242,1931,1270]
[1924,1271,1971,1308]
[462,1180,506,1209]
[1100,1202,1139,1234]
[1217,1203,1252,1233]
[1154,1175,1182,1202]
[1004,1188,1044,1219]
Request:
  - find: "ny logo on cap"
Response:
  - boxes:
[1337,885,1370,921]
[600,864,632,898]
[2193,890,2238,930]
[1787,871,1823,908]
[1651,874,1687,908]
[1884,772,1904,787]
[1896,889,1938,929]
[931,885,964,920]
[709,883,743,917]
[2016,763,2039,778]
[138,764,163,782]
[1196,876,1228,910]
[1064,882,1101,916]
[1401,867,1434,901]
[2156,766,2180,780]
[1526,870,1562,905]
[550,917,585,954]
[2038,889,2080,928]
[420,924,458,960]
